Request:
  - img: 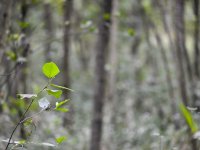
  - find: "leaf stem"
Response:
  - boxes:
[5,80,51,150]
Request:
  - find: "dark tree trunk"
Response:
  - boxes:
[193,0,200,108]
[193,0,200,78]
[62,0,74,129]
[43,3,54,62]
[0,0,12,48]
[18,0,30,139]
[179,3,193,84]
[175,0,197,148]
[174,0,189,106]
[0,0,12,113]
[104,0,118,149]
[90,0,113,150]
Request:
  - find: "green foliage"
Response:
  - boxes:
[55,107,68,112]
[179,103,198,133]
[42,62,60,78]
[55,136,67,144]
[127,28,135,36]
[103,13,111,20]
[5,51,17,61]
[55,99,69,112]
[46,89,62,98]
[17,21,30,29]
[19,140,26,144]
[51,83,74,92]
[55,99,69,108]
[6,61,72,149]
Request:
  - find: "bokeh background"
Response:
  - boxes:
[0,0,200,149]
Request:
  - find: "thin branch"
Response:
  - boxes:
[20,109,44,124]
[5,79,51,150]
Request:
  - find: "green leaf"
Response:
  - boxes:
[18,140,26,144]
[179,103,198,133]
[5,51,17,61]
[103,13,110,20]
[55,136,67,144]
[17,94,37,100]
[55,100,69,112]
[55,100,69,109]
[55,107,68,112]
[50,84,74,92]
[18,21,30,29]
[46,89,62,98]
[42,62,60,78]
[127,28,135,36]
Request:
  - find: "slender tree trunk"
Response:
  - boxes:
[174,0,189,106]
[193,0,200,108]
[138,1,160,80]
[62,0,74,129]
[0,0,12,48]
[18,0,30,139]
[130,1,142,56]
[154,0,177,73]
[0,0,12,113]
[149,1,177,115]
[90,0,113,150]
[154,27,176,110]
[155,0,174,48]
[43,2,54,62]
[104,0,118,149]
[193,0,200,79]
[175,0,197,148]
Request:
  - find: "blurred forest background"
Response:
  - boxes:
[0,0,200,149]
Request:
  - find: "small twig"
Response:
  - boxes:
[5,79,51,150]
[20,109,45,124]
[5,98,34,150]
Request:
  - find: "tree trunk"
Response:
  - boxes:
[138,0,160,80]
[193,0,200,79]
[62,0,74,129]
[0,0,12,113]
[193,0,200,107]
[18,0,30,139]
[193,0,200,108]
[90,0,113,150]
[0,0,12,48]
[154,27,176,111]
[175,0,197,148]
[43,2,54,62]
[148,1,177,115]
[104,0,118,149]
[174,0,189,106]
